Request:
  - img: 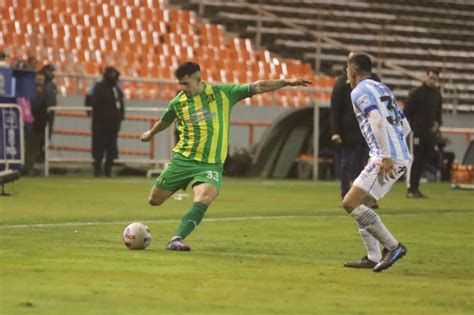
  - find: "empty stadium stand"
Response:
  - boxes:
[2,0,473,111]
[174,0,474,111]
[0,0,334,107]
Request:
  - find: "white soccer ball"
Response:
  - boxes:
[122,222,151,250]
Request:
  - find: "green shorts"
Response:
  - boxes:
[153,153,224,192]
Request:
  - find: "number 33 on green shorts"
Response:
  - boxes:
[153,155,223,192]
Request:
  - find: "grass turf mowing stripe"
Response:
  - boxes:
[0,210,472,229]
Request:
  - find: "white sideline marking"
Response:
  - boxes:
[0,211,472,229]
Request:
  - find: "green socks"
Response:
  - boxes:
[175,202,208,239]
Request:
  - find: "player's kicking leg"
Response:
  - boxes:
[148,186,192,251]
[166,182,218,251]
[148,186,174,206]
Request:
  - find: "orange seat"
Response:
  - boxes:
[313,76,325,88]
[82,61,100,75]
[161,83,179,100]
[2,0,341,103]
[158,67,173,80]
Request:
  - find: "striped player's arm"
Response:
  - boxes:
[140,119,172,142]
[366,109,391,159]
[366,109,397,180]
[249,78,312,96]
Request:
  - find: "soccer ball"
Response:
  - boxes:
[122,222,151,250]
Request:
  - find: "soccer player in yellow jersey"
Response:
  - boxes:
[140,62,311,251]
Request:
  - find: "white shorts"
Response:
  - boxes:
[353,158,409,200]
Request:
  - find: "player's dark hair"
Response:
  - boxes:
[426,67,440,75]
[175,62,201,79]
[348,52,372,74]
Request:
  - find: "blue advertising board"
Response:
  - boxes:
[12,68,35,98]
[0,67,35,103]
[0,104,24,171]
[0,67,14,98]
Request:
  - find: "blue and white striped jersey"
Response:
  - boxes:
[351,78,411,162]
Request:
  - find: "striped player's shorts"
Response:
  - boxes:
[153,153,223,192]
[353,158,410,200]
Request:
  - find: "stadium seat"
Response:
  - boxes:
[2,0,326,105]
[185,0,474,109]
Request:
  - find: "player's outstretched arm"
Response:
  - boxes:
[249,78,312,95]
[140,119,172,142]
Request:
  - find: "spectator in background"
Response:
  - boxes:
[13,54,38,70]
[41,64,57,139]
[404,68,442,198]
[85,67,125,177]
[330,52,380,201]
[23,71,47,175]
[17,97,34,174]
[17,56,38,173]
[24,55,38,70]
[0,50,9,67]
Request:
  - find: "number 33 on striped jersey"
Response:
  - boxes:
[206,171,219,181]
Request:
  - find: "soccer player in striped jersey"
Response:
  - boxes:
[140,62,312,251]
[342,52,411,272]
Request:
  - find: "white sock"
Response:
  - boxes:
[351,204,398,250]
[359,228,382,262]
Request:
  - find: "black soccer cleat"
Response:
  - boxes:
[373,243,407,272]
[344,256,378,269]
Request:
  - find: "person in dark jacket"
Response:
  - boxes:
[23,71,47,175]
[330,71,367,199]
[41,64,57,138]
[404,68,442,198]
[330,55,380,199]
[85,67,125,177]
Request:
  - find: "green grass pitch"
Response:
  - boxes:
[1,176,473,315]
